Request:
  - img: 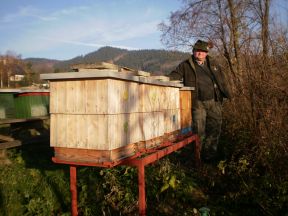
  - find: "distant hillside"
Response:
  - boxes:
[117,49,190,75]
[24,58,60,74]
[25,46,190,75]
[53,46,129,72]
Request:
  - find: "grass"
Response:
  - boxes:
[0,143,71,216]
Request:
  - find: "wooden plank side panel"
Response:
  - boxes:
[61,114,107,150]
[75,80,87,113]
[50,114,56,146]
[66,81,76,113]
[76,114,88,149]
[126,113,142,147]
[159,87,168,110]
[52,114,101,149]
[50,79,182,115]
[54,147,110,163]
[168,87,180,110]
[50,81,67,114]
[86,80,108,114]
[140,112,164,141]
[64,115,75,148]
[108,114,127,150]
[49,81,57,113]
[50,114,68,147]
[67,115,80,148]
[51,79,140,115]
[180,109,192,128]
[180,90,192,110]
[164,109,181,133]
[127,81,140,113]
[87,114,109,150]
[60,115,88,149]
[159,87,179,110]
[51,79,109,114]
[180,90,193,128]
[51,113,142,150]
[140,84,162,112]
[108,113,142,150]
[54,143,136,163]
[57,81,68,114]
[107,79,139,114]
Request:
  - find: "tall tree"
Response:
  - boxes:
[159,0,274,89]
[0,52,30,88]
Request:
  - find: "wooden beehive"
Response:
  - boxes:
[41,70,184,163]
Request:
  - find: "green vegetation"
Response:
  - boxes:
[1,50,288,216]
[0,116,287,216]
[0,146,70,216]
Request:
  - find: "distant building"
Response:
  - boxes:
[10,74,25,81]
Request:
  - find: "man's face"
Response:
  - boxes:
[193,49,208,62]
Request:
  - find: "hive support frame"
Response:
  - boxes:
[53,132,200,216]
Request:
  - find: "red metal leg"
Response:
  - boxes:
[70,166,78,216]
[138,163,146,216]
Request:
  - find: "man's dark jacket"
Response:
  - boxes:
[168,55,232,106]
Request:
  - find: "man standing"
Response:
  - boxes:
[168,40,232,163]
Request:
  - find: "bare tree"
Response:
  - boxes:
[159,0,253,91]
[249,0,270,58]
[159,0,287,139]
[159,0,276,82]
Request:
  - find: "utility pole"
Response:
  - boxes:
[0,57,4,88]
[6,59,10,88]
[2,58,7,88]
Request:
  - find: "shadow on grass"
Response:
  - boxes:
[0,120,71,215]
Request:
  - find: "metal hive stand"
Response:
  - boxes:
[52,132,201,216]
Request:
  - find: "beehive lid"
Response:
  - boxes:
[0,89,49,93]
[40,71,184,88]
[0,89,21,93]
[180,87,195,91]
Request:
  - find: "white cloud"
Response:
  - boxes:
[1,5,57,23]
[39,37,138,50]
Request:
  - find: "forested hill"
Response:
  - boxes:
[26,46,190,75]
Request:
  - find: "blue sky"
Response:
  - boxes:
[0,0,287,60]
[0,0,183,60]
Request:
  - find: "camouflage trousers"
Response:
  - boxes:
[192,100,222,161]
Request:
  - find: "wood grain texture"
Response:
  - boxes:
[140,112,164,141]
[50,79,139,114]
[50,113,142,150]
[139,84,161,112]
[160,87,180,110]
[179,90,193,128]
[54,143,136,163]
[164,109,181,133]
